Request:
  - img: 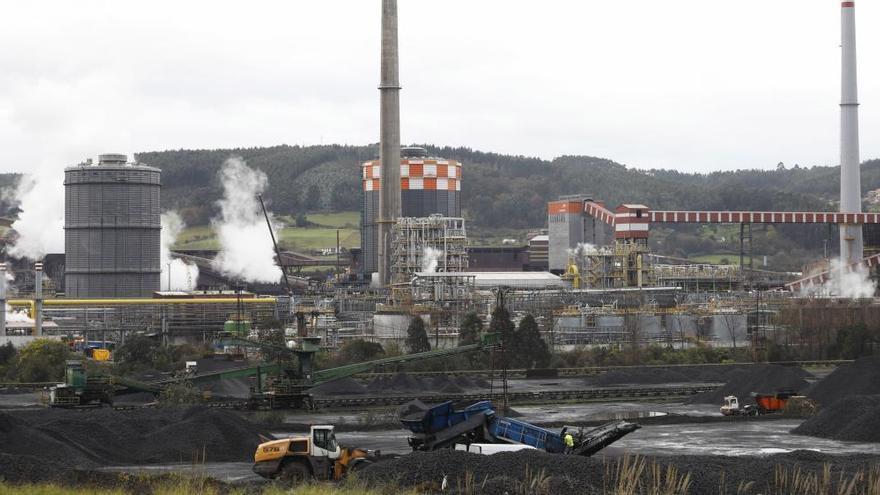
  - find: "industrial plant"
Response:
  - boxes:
[0,1,878,494]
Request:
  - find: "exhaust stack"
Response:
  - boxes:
[34,262,43,336]
[0,264,6,336]
[377,0,402,286]
[839,1,863,264]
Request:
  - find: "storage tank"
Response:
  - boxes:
[64,154,161,297]
[361,147,462,274]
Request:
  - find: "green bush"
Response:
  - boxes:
[15,339,70,383]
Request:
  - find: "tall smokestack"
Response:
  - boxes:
[839,1,863,264]
[34,261,43,336]
[0,264,6,336]
[377,0,402,287]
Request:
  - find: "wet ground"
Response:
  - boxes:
[602,420,880,457]
[103,415,880,483]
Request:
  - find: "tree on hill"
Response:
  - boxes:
[114,335,162,373]
[489,306,516,371]
[511,314,551,369]
[406,316,431,354]
[458,312,483,346]
[338,340,385,364]
[306,185,322,210]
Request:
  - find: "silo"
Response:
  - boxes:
[64,154,161,297]
[361,147,462,274]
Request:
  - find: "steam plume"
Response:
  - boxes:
[5,304,33,324]
[801,258,877,298]
[212,157,283,283]
[5,173,64,260]
[160,211,199,291]
[421,247,443,273]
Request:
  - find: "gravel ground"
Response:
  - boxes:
[361,448,880,494]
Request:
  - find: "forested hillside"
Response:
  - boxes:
[0,147,844,269]
[138,144,880,226]
[132,145,880,270]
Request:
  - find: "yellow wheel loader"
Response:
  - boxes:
[253,425,377,482]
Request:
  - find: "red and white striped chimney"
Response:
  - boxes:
[839,1,863,264]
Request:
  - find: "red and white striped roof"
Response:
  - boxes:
[362,158,462,191]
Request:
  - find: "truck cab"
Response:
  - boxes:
[254,425,374,482]
[720,395,756,416]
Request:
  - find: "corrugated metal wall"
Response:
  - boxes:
[64,164,161,297]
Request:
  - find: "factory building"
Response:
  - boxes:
[547,195,608,273]
[361,146,462,275]
[64,154,161,298]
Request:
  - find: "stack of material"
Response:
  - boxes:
[687,365,811,405]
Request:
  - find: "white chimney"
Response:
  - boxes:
[839,1,863,264]
[0,264,6,336]
[34,262,43,336]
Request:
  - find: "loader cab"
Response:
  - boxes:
[311,425,340,460]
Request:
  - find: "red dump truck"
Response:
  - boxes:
[720,390,799,416]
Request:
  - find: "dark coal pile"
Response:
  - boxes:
[807,356,880,407]
[310,377,367,396]
[587,365,751,387]
[0,406,271,476]
[428,375,464,394]
[361,448,880,494]
[112,391,158,404]
[793,395,880,442]
[130,368,167,382]
[398,400,430,420]
[364,373,489,395]
[203,377,253,398]
[687,365,811,404]
[195,357,247,373]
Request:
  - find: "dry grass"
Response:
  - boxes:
[604,454,692,495]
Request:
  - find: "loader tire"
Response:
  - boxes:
[279,461,310,484]
[349,459,373,472]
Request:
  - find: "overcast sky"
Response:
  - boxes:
[0,0,878,174]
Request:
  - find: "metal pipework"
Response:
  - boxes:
[839,1,863,264]
[377,0,402,287]
[34,262,43,336]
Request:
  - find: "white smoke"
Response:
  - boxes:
[5,304,34,323]
[421,247,444,273]
[568,242,600,259]
[212,157,283,283]
[160,211,200,291]
[5,173,64,260]
[801,258,876,298]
